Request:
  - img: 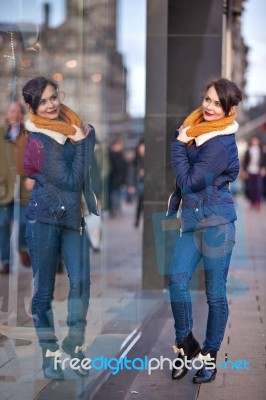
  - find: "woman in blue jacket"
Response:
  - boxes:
[22,76,99,379]
[168,78,242,383]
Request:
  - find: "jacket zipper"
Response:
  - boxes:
[80,207,84,236]
[179,216,183,237]
[178,199,183,237]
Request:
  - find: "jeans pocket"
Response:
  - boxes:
[225,222,236,244]
[223,222,236,257]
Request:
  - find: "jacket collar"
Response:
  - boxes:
[195,121,239,147]
[25,119,67,145]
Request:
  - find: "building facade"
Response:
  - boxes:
[0,0,128,141]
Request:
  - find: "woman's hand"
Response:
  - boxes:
[67,124,87,142]
[177,125,195,144]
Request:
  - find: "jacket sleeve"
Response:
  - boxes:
[24,137,44,178]
[171,139,229,192]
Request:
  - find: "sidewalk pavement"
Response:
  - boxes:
[0,197,265,400]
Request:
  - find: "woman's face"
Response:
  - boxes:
[202,85,226,122]
[36,84,61,119]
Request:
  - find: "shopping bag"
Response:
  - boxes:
[85,212,102,250]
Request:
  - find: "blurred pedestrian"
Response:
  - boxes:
[22,76,99,379]
[0,101,32,274]
[168,78,242,383]
[261,143,266,199]
[134,139,145,227]
[124,149,137,203]
[108,138,127,217]
[242,136,263,210]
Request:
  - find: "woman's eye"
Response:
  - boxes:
[39,100,46,105]
[51,95,58,100]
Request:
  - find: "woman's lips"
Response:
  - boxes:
[204,111,213,117]
[48,110,58,114]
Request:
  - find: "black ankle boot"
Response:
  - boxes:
[42,349,64,380]
[172,332,200,380]
[62,335,89,377]
[193,349,217,384]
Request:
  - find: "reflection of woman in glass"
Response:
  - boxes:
[168,78,242,383]
[22,76,98,379]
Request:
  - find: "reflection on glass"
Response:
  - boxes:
[0,0,149,398]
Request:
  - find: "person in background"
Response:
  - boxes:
[261,143,266,199]
[168,78,242,384]
[0,102,32,274]
[108,138,127,217]
[123,149,136,203]
[134,139,145,227]
[242,136,263,210]
[22,76,98,379]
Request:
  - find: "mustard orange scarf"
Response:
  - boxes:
[183,107,236,145]
[28,103,82,136]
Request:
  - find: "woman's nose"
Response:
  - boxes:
[206,103,213,110]
[47,99,55,107]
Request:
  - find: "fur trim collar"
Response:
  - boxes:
[194,121,239,147]
[25,120,67,144]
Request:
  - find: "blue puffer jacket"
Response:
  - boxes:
[24,126,99,231]
[167,131,239,233]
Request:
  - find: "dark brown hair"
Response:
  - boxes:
[22,76,58,113]
[207,78,242,115]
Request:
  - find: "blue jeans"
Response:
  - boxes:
[25,221,90,351]
[169,222,235,352]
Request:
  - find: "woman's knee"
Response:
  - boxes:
[169,272,190,297]
[206,291,228,307]
[69,277,91,292]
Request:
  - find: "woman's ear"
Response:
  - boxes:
[229,105,237,116]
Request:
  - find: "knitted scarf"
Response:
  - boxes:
[28,103,82,136]
[183,107,236,146]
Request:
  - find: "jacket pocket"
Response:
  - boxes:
[37,192,67,220]
[48,193,66,220]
